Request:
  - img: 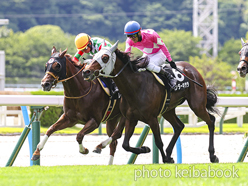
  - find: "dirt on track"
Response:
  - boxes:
[0,134,247,167]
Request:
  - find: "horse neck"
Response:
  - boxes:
[62,59,90,96]
[112,57,142,97]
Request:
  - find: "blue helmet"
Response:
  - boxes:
[124,21,141,35]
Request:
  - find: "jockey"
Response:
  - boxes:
[124,21,177,89]
[73,33,118,97]
[72,33,112,65]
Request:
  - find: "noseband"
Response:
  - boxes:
[240,45,248,65]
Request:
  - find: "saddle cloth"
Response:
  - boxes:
[151,64,189,114]
[97,78,119,122]
[152,64,190,92]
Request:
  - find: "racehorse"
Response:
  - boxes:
[82,40,219,163]
[237,38,248,78]
[31,46,124,165]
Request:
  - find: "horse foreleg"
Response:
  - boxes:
[163,111,185,163]
[148,117,172,163]
[31,114,72,161]
[122,119,150,154]
[77,118,99,155]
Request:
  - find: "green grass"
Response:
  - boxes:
[0,124,248,135]
[0,163,247,186]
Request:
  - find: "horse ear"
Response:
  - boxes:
[241,38,246,47]
[110,40,119,53]
[59,48,68,58]
[52,46,56,55]
[102,39,105,49]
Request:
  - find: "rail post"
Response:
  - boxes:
[98,123,102,135]
[31,106,46,166]
[237,137,248,162]
[5,113,36,166]
[21,106,33,166]
[219,107,228,134]
[152,134,159,163]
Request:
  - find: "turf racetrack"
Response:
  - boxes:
[0,163,247,186]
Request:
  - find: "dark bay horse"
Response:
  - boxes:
[237,38,248,78]
[31,46,124,165]
[83,41,219,163]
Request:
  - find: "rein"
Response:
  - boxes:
[64,81,94,99]
[58,63,86,83]
[46,63,96,99]
[98,58,130,78]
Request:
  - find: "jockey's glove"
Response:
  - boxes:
[166,59,177,69]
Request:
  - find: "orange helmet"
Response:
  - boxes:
[75,33,91,50]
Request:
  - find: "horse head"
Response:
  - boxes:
[237,38,248,78]
[83,40,118,81]
[41,46,67,91]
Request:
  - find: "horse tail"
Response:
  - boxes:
[206,85,220,115]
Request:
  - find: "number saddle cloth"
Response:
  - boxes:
[152,64,190,115]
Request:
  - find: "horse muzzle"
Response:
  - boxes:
[83,69,99,81]
[237,66,247,78]
[41,81,53,91]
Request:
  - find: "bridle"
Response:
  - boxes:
[45,55,95,99]
[239,44,248,65]
[96,57,130,78]
[46,63,86,83]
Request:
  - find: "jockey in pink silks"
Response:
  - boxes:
[124,20,177,89]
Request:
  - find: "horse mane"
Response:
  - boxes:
[64,53,82,69]
[115,49,138,72]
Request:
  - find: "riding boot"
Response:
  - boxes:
[159,68,177,90]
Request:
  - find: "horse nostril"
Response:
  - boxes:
[83,70,90,77]
[41,82,50,88]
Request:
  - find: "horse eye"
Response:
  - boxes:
[102,56,109,63]
[53,62,61,72]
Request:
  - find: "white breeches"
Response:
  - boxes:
[142,50,167,73]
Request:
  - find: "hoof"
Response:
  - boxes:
[141,146,151,153]
[80,148,89,155]
[31,155,40,161]
[93,148,102,154]
[164,156,174,164]
[211,155,219,163]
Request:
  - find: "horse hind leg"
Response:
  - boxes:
[94,116,125,154]
[189,104,219,163]
[207,113,219,163]
[103,116,120,165]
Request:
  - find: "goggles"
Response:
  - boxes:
[127,33,138,39]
